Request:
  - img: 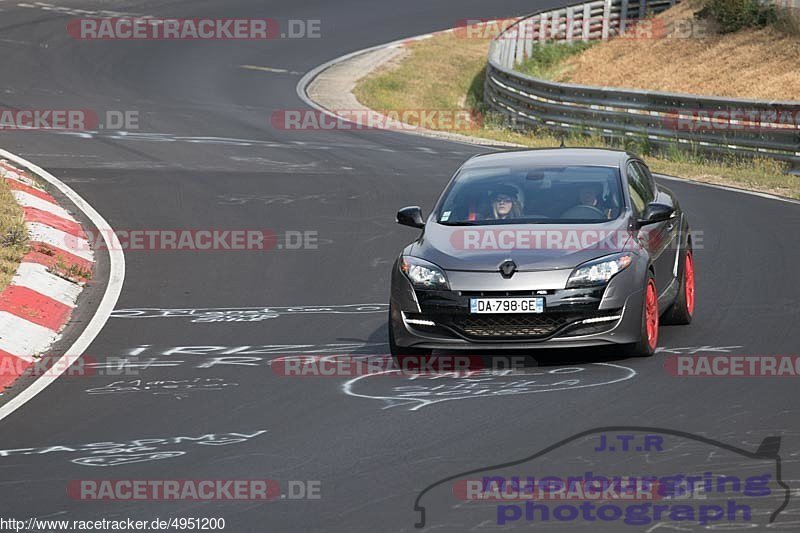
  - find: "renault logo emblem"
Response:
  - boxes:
[499,260,517,279]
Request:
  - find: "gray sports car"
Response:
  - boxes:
[389,148,695,358]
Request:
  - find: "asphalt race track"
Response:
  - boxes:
[1,0,799,531]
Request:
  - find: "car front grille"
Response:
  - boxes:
[416,310,621,341]
[454,314,569,338]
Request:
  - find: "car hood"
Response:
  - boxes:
[409,219,635,271]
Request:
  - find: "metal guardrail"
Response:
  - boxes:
[485,0,800,163]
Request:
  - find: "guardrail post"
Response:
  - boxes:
[524,19,535,58]
[602,0,613,39]
[503,32,514,68]
[515,22,526,64]
[551,9,562,40]
[508,28,519,67]
[539,12,549,43]
[566,6,575,42]
[620,0,629,34]
[582,3,592,41]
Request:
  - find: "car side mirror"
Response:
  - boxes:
[397,206,425,229]
[638,203,675,226]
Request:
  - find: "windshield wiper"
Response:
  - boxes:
[437,220,482,226]
[438,220,553,226]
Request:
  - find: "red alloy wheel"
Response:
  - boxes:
[645,279,659,351]
[684,251,695,316]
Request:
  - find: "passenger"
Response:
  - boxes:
[488,185,522,220]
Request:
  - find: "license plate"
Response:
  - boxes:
[469,297,544,314]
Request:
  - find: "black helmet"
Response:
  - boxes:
[489,184,518,200]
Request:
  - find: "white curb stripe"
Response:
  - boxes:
[0,311,58,361]
[11,263,82,307]
[0,149,125,423]
[25,222,93,262]
[0,167,39,188]
[11,190,76,220]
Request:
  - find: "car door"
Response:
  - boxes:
[627,160,676,296]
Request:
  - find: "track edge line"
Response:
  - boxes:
[0,149,126,422]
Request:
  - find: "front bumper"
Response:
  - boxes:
[390,263,645,350]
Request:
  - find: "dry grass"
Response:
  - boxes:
[352,25,800,199]
[558,0,800,100]
[354,33,491,118]
[647,155,799,198]
[0,173,29,291]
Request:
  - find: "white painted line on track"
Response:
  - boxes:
[0,149,125,422]
[240,64,302,76]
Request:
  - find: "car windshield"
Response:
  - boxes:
[436,165,623,225]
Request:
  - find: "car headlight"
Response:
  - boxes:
[400,256,449,290]
[566,253,634,289]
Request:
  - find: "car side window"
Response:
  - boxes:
[626,162,649,216]
[633,161,657,200]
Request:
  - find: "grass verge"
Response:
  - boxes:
[353,30,799,200]
[0,171,29,291]
[516,41,594,79]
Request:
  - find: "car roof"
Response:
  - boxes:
[461,148,632,169]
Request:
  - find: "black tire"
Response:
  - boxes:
[628,272,659,357]
[388,307,432,365]
[662,247,695,326]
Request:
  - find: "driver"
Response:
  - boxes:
[488,185,521,220]
[576,183,613,219]
[578,185,600,208]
